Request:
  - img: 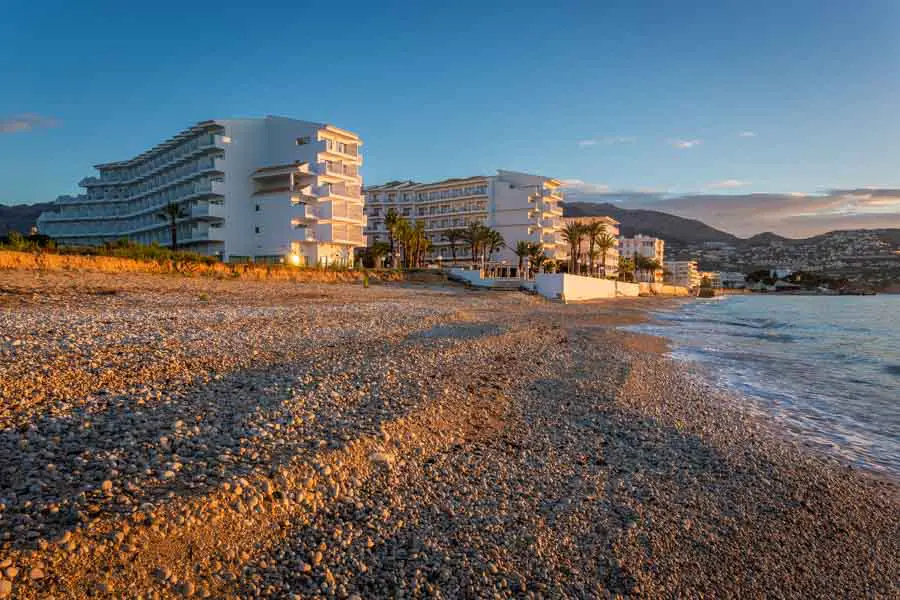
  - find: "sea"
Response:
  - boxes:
[630,294,900,478]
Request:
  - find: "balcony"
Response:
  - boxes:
[293,226,317,242]
[292,204,320,221]
[319,162,359,179]
[191,201,226,221]
[318,199,364,222]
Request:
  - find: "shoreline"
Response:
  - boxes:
[627,296,900,482]
[0,271,897,598]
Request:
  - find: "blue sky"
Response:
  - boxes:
[2,0,899,234]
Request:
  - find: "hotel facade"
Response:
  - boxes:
[37,116,365,265]
[364,170,566,264]
[619,234,665,282]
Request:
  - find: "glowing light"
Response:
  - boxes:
[289,253,301,266]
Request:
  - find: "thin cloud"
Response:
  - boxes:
[561,179,610,194]
[669,139,702,149]
[738,131,757,137]
[578,136,636,147]
[707,179,752,190]
[0,113,60,134]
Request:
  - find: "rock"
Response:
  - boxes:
[28,567,44,580]
[0,580,10,598]
[101,480,113,492]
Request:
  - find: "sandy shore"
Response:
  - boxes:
[0,270,897,598]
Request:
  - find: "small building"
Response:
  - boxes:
[666,260,701,289]
[619,234,665,282]
[720,271,747,289]
[700,271,722,288]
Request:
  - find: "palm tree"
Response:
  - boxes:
[584,221,606,275]
[513,240,530,277]
[410,220,430,268]
[462,222,487,266]
[593,232,617,278]
[369,241,391,268]
[157,202,188,250]
[393,217,412,268]
[442,228,465,264]
[560,221,585,273]
[645,258,663,283]
[527,242,546,277]
[384,208,400,267]
[618,255,635,282]
[484,229,505,263]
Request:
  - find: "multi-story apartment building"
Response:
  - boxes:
[364,170,565,264]
[700,271,723,288]
[667,260,701,289]
[562,216,620,276]
[619,234,665,282]
[37,116,365,265]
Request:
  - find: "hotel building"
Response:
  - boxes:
[619,234,665,282]
[562,216,621,276]
[37,116,365,265]
[364,170,566,264]
[667,260,702,289]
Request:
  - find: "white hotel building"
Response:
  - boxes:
[364,170,566,264]
[37,116,365,265]
[619,234,665,282]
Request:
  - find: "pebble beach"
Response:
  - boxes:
[0,270,897,599]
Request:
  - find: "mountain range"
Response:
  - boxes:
[563,201,900,250]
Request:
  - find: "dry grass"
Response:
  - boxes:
[0,250,405,284]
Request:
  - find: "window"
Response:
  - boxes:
[255,204,260,212]
[254,226,260,234]
[296,136,311,146]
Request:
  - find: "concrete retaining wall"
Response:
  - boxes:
[638,282,691,296]
[535,274,640,302]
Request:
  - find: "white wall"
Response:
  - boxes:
[535,274,640,301]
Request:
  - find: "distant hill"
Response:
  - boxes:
[563,201,900,251]
[0,202,51,235]
[563,201,739,246]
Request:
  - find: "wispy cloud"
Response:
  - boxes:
[561,179,610,194]
[668,138,702,149]
[0,113,60,134]
[578,136,636,148]
[738,130,757,138]
[706,179,752,190]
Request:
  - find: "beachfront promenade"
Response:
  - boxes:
[0,269,896,598]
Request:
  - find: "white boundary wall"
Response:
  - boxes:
[535,274,640,301]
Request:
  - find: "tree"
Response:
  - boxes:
[645,258,663,283]
[527,242,546,276]
[442,228,465,263]
[410,220,430,268]
[513,240,530,276]
[560,221,585,273]
[384,209,400,267]
[368,241,390,268]
[157,202,188,250]
[618,255,635,282]
[484,229,505,263]
[593,232,617,278]
[584,221,606,275]
[462,222,488,266]
[393,216,412,268]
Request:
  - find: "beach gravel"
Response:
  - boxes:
[0,270,897,598]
